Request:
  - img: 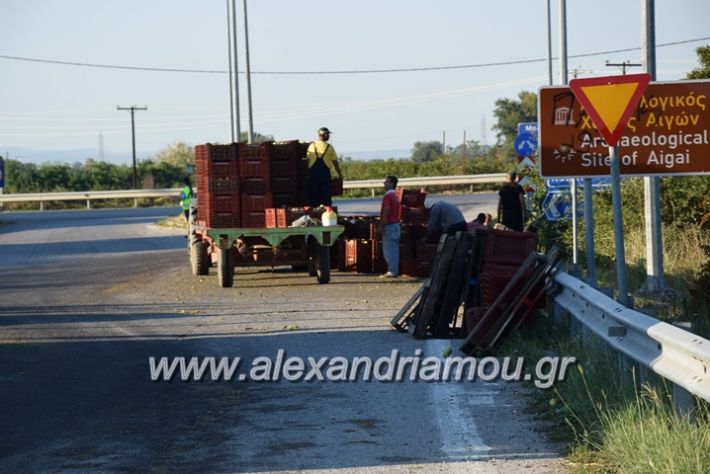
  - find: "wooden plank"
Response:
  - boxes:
[390,283,425,331]
[433,232,472,338]
[413,236,457,339]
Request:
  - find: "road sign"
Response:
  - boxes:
[546,177,610,190]
[0,157,4,188]
[518,122,538,137]
[569,74,650,147]
[542,190,570,221]
[514,132,537,157]
[538,79,710,177]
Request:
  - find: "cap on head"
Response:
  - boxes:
[318,127,331,136]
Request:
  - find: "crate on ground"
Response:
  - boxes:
[396,187,426,208]
[478,263,532,307]
[338,239,374,273]
[401,205,431,225]
[482,229,538,267]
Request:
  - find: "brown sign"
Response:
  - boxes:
[539,80,710,177]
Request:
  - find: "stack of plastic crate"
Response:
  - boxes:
[195,143,240,228]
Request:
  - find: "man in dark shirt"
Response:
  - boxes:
[427,201,467,236]
[497,172,525,231]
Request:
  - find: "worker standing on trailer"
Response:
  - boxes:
[306,127,342,207]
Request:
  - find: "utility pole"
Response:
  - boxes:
[442,131,446,155]
[546,0,553,86]
[227,0,241,142]
[242,0,254,144]
[641,0,665,292]
[605,60,642,75]
[116,105,148,189]
[461,130,467,175]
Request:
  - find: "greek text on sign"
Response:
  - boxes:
[538,79,710,177]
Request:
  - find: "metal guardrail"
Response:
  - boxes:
[0,174,507,209]
[551,271,710,402]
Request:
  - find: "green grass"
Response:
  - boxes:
[504,315,710,473]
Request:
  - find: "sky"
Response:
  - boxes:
[1,0,709,163]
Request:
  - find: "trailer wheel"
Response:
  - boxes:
[218,248,234,288]
[191,241,209,276]
[307,237,318,276]
[316,244,331,284]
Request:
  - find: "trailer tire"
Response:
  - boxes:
[191,241,210,276]
[316,245,331,284]
[218,248,234,288]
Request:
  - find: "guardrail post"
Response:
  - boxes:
[39,201,44,211]
[133,198,138,208]
[86,199,91,209]
[371,189,375,198]
[671,321,696,418]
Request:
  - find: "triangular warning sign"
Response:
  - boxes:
[569,73,650,146]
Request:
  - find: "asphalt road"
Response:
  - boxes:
[0,196,565,473]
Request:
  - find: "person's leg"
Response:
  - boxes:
[382,224,393,274]
[390,224,400,276]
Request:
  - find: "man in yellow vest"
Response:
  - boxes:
[306,127,342,207]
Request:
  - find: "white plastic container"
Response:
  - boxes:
[322,206,337,226]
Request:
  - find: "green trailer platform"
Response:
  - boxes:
[189,224,344,288]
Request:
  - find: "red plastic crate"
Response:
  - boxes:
[339,239,374,273]
[242,210,266,228]
[195,143,237,162]
[270,159,301,178]
[401,206,431,225]
[199,193,240,213]
[270,140,301,161]
[482,229,538,267]
[203,212,240,229]
[271,176,299,193]
[241,192,273,212]
[479,263,531,306]
[273,192,299,208]
[241,177,269,194]
[197,176,239,194]
[396,187,426,208]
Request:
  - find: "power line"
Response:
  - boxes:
[0,36,707,75]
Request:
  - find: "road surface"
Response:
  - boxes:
[0,196,566,473]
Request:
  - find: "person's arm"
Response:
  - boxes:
[518,188,525,221]
[379,196,390,235]
[332,159,343,180]
[497,195,503,223]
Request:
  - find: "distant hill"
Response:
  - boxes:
[1,146,149,165]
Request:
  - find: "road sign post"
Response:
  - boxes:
[550,73,651,306]
[0,157,4,210]
[609,144,630,306]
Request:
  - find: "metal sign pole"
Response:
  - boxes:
[609,145,630,306]
[570,178,578,268]
[584,177,596,285]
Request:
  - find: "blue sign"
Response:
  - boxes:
[514,132,537,157]
[542,190,572,221]
[517,122,538,136]
[0,158,4,188]
[546,177,611,190]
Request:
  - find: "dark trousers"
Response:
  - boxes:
[308,161,332,207]
[446,221,467,235]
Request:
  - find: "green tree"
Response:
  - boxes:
[152,142,194,168]
[687,45,710,79]
[492,90,537,145]
[411,141,443,163]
